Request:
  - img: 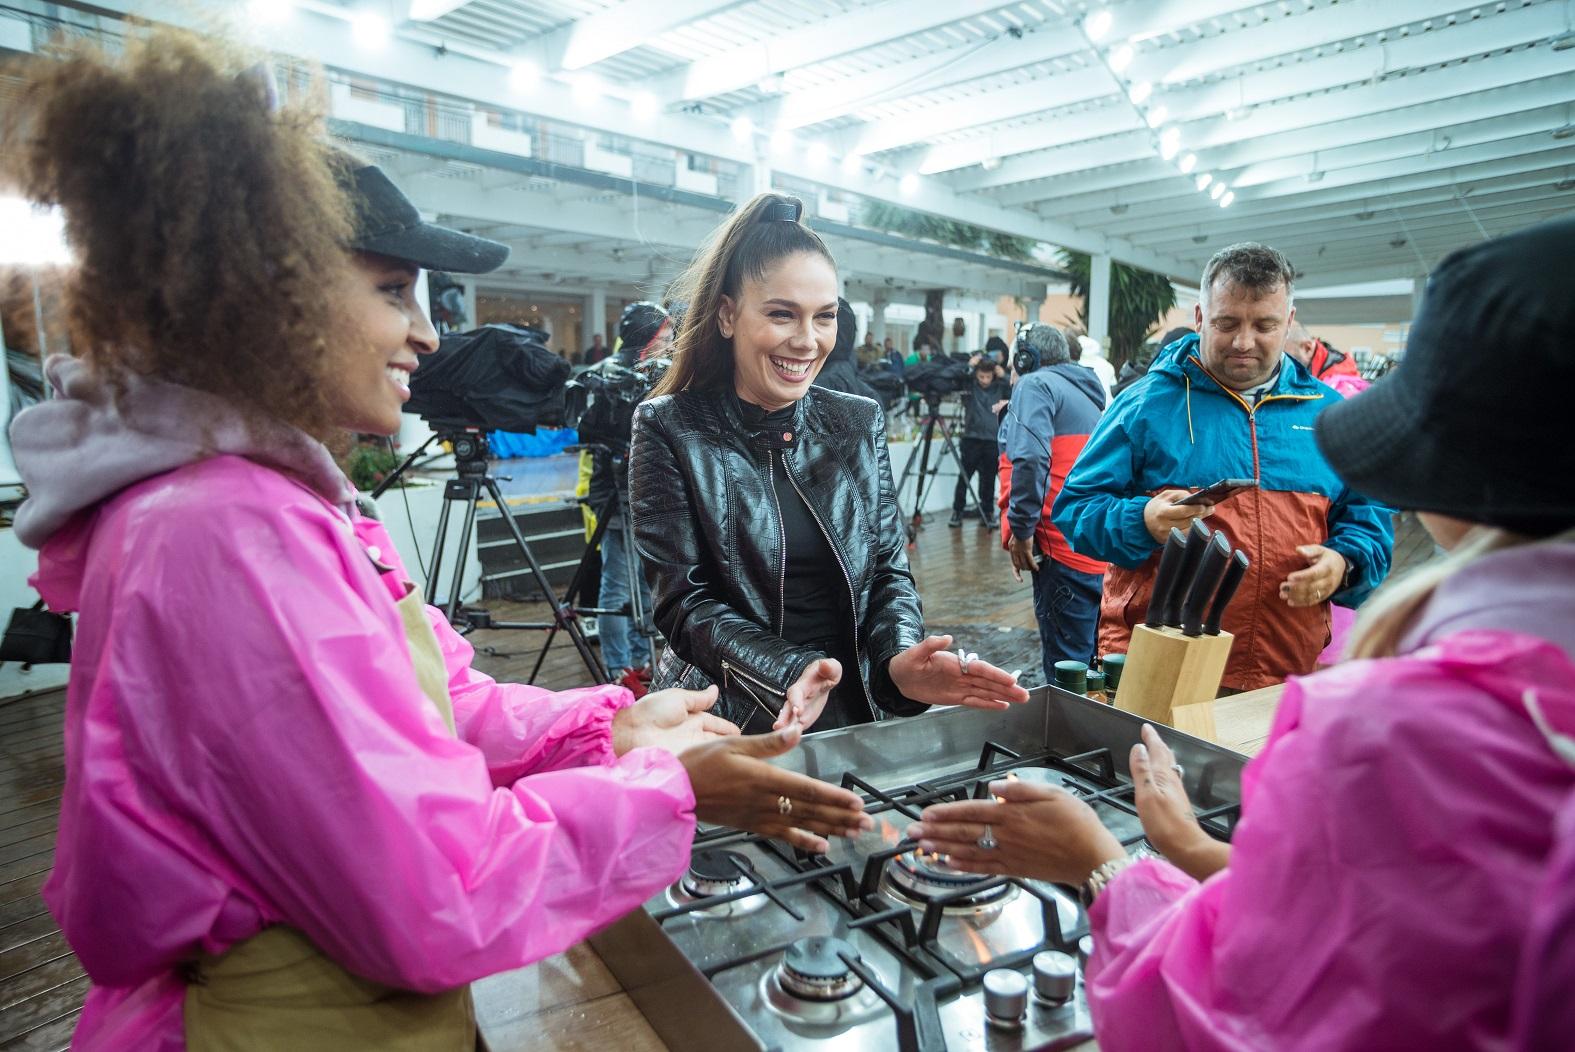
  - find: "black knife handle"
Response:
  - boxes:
[1182,532,1233,637]
[1203,550,1251,636]
[1162,519,1212,627]
[1144,527,1189,628]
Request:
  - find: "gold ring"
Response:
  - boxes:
[777,795,792,815]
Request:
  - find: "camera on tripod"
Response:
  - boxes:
[903,350,973,404]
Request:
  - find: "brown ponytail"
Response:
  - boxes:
[649,193,835,399]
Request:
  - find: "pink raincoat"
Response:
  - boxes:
[11,358,696,1050]
[1085,540,1575,1050]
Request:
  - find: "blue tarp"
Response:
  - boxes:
[487,428,579,459]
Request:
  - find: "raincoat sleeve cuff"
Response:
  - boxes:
[1088,856,1197,945]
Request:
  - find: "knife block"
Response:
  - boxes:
[1113,624,1234,740]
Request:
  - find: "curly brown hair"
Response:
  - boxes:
[649,192,835,400]
[1,29,355,442]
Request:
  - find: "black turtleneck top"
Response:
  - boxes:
[738,400,867,730]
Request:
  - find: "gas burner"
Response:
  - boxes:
[666,848,767,918]
[759,937,885,1026]
[881,849,1015,912]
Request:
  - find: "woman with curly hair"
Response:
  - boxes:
[5,31,867,1049]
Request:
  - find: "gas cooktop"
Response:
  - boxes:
[591,686,1248,1051]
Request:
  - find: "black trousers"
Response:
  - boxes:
[953,437,998,515]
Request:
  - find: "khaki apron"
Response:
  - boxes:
[184,588,476,1050]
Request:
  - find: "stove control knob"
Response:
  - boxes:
[1032,950,1077,1004]
[1077,934,1095,970]
[983,968,1028,1029]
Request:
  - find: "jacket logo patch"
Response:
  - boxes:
[1291,424,1316,431]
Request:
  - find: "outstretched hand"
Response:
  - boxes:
[611,686,739,756]
[775,658,842,731]
[888,635,1030,711]
[680,725,872,854]
[1131,723,1229,881]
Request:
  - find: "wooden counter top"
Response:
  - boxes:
[477,684,1291,1051]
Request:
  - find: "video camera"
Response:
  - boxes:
[903,350,973,403]
[404,323,570,438]
[566,355,672,452]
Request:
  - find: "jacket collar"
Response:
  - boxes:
[1151,332,1325,404]
[717,387,812,447]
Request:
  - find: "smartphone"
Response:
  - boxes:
[1173,478,1258,507]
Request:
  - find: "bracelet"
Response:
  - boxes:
[1078,851,1147,909]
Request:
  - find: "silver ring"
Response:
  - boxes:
[1171,763,1184,779]
[977,824,998,851]
[777,795,792,816]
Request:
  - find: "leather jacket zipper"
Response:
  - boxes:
[721,659,785,725]
[766,451,787,635]
[781,453,878,721]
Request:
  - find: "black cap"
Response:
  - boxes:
[337,159,509,274]
[618,301,669,364]
[1316,215,1575,538]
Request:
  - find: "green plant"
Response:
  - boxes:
[343,440,401,493]
[1059,250,1177,374]
[858,201,1037,262]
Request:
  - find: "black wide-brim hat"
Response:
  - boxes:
[336,157,509,274]
[1315,215,1575,538]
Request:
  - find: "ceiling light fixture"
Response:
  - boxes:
[841,152,864,175]
[1085,10,1113,41]
[1219,191,1235,208]
[807,141,830,166]
[508,60,539,92]
[572,74,603,105]
[730,116,755,143]
[898,173,921,197]
[1145,104,1168,128]
[769,126,794,154]
[1552,124,1575,140]
[1128,81,1152,105]
[1196,172,1213,191]
[1158,125,1181,160]
[1179,152,1197,174]
[1109,43,1134,73]
[981,156,1002,171]
[632,91,658,119]
[1210,181,1226,200]
[350,11,390,49]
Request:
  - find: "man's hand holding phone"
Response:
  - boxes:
[1144,489,1213,543]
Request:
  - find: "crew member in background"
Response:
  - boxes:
[1073,332,1117,402]
[856,329,881,368]
[1286,321,1368,396]
[812,299,880,403]
[1054,243,1394,692]
[949,354,1009,528]
[583,302,672,694]
[999,325,1109,675]
[584,331,609,364]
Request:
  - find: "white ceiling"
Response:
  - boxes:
[20,0,1575,291]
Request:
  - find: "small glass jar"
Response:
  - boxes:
[1100,654,1125,703]
[1085,670,1107,702]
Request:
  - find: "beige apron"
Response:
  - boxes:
[184,588,476,1050]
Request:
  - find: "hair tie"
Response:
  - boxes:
[760,198,802,223]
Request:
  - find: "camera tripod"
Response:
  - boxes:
[893,392,993,543]
[373,431,607,685]
[526,447,656,685]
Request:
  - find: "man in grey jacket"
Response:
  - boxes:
[950,356,1010,528]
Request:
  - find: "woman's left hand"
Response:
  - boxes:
[888,635,1030,710]
[612,686,741,756]
[907,779,1124,885]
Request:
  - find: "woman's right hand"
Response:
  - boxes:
[679,725,871,854]
[774,658,842,731]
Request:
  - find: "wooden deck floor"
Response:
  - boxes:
[0,511,1430,1048]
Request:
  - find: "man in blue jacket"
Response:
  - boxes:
[1052,243,1393,691]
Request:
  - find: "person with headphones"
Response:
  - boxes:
[997,325,1110,677]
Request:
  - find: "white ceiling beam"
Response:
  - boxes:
[1093,156,1575,241]
[1248,199,1575,258]
[1131,0,1535,90]
[1032,128,1575,219]
[651,0,1019,104]
[518,0,751,72]
[765,31,1082,131]
[953,67,1575,195]
[405,1,472,21]
[946,133,1156,192]
[981,90,1574,206]
[914,101,1145,175]
[1157,2,1565,128]
[851,65,1119,157]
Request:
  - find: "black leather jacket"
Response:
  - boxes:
[629,386,927,729]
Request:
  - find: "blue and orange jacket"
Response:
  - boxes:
[1052,334,1393,691]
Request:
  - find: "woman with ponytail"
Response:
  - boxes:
[5,32,867,1049]
[907,216,1575,1050]
[630,194,1029,733]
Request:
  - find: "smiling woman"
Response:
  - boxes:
[632,193,1030,734]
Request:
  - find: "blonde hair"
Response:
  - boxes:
[1346,524,1575,660]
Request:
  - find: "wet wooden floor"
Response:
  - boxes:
[0,510,1428,1048]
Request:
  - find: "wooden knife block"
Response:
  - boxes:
[1114,624,1234,740]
